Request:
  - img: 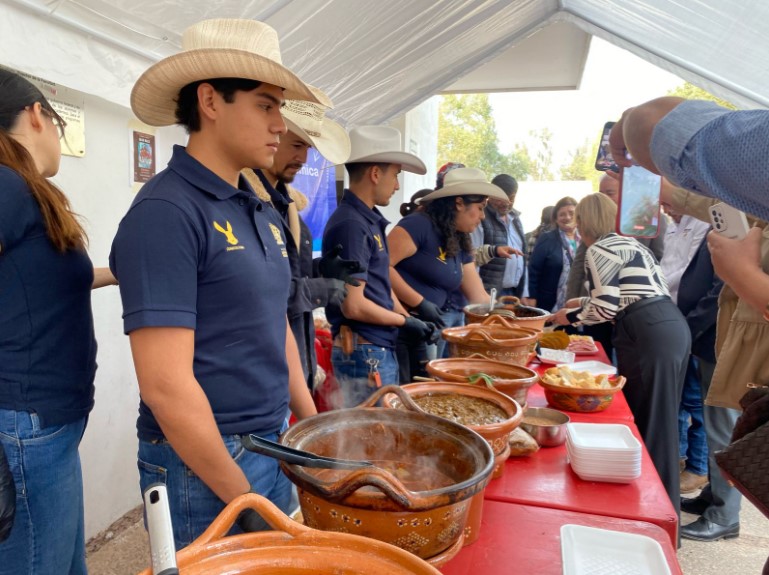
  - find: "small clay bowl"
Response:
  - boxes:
[520,407,570,447]
[539,375,627,413]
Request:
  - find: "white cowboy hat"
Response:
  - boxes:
[282,86,351,165]
[417,168,508,203]
[131,19,332,127]
[345,126,426,175]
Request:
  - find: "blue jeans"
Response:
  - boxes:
[0,410,87,575]
[678,356,708,476]
[331,344,398,407]
[138,425,292,550]
[436,309,465,359]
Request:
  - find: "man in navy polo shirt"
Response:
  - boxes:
[242,92,353,391]
[322,126,437,406]
[109,19,328,548]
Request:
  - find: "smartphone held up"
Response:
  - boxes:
[595,121,618,172]
[617,165,662,239]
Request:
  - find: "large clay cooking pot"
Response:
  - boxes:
[426,356,539,405]
[278,386,494,562]
[464,295,551,331]
[137,493,441,574]
[442,315,540,365]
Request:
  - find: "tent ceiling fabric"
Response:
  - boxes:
[1,0,766,127]
[441,21,591,94]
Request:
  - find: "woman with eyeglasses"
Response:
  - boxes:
[0,69,116,573]
[388,168,509,380]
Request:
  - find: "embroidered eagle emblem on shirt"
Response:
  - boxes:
[373,234,384,251]
[269,223,285,246]
[437,246,448,263]
[213,221,239,245]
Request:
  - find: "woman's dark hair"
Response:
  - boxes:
[552,196,578,223]
[424,194,485,258]
[175,77,263,133]
[0,68,85,251]
[400,188,432,217]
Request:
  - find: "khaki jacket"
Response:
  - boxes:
[672,188,769,409]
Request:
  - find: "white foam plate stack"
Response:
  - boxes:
[560,524,672,575]
[566,423,642,483]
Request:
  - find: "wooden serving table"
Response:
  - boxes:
[441,500,682,574]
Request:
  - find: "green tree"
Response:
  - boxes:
[559,138,601,189]
[524,128,554,181]
[438,94,530,180]
[667,82,736,109]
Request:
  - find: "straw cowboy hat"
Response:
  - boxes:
[282,86,351,165]
[131,18,332,126]
[417,168,508,203]
[345,126,426,175]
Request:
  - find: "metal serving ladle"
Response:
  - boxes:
[242,434,374,470]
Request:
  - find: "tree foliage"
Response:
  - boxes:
[667,82,736,109]
[437,94,531,180]
[560,138,601,189]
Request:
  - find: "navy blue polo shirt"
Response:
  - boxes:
[0,167,96,428]
[109,146,291,440]
[322,190,397,348]
[394,212,474,310]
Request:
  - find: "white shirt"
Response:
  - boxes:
[659,215,710,303]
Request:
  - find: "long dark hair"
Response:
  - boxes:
[0,69,85,251]
[424,195,484,258]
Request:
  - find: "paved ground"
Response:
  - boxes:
[87,489,768,574]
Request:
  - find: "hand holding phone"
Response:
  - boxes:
[709,202,749,240]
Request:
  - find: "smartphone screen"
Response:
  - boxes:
[594,121,617,172]
[617,165,662,239]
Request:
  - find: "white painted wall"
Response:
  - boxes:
[51,93,187,538]
[380,96,440,227]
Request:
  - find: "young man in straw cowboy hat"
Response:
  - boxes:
[242,91,357,392]
[110,19,327,547]
[321,126,438,407]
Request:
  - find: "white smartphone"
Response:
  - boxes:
[143,483,179,575]
[709,202,749,240]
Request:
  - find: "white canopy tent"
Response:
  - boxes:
[1,0,766,127]
[1,0,766,539]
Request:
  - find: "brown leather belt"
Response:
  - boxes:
[333,334,374,347]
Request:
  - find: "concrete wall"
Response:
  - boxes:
[380,96,440,227]
[51,93,187,538]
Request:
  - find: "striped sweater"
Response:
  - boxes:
[570,233,669,325]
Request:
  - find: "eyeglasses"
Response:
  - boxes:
[41,108,67,140]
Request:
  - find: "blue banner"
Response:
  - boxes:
[293,148,338,254]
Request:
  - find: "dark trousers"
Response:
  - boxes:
[695,358,742,526]
[582,321,614,363]
[613,297,691,520]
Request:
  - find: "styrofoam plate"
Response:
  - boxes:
[567,423,641,451]
[538,348,576,365]
[561,524,671,575]
[561,360,617,376]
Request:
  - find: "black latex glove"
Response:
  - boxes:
[412,299,446,328]
[319,244,365,286]
[401,316,440,344]
[306,278,347,308]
